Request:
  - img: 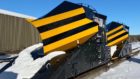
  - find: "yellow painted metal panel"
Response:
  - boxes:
[79,34,94,44]
[106,25,123,36]
[31,8,85,27]
[107,30,126,41]
[43,25,98,54]
[40,18,92,40]
[53,34,94,52]
[107,34,129,47]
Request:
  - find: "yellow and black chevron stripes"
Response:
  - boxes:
[107,25,123,36]
[28,7,99,54]
[43,25,98,53]
[107,34,128,46]
[40,18,92,40]
[31,7,85,27]
[107,25,129,47]
[107,30,126,40]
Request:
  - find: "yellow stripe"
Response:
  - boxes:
[40,18,92,40]
[107,30,126,41]
[31,7,85,27]
[107,34,129,47]
[43,25,99,54]
[26,19,35,22]
[107,25,123,36]
[53,34,94,52]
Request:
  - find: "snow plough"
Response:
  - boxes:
[27,1,131,79]
[106,22,131,59]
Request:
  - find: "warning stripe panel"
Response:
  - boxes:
[106,24,129,47]
[43,25,99,54]
[53,34,94,52]
[107,34,129,47]
[107,30,126,41]
[29,6,99,54]
[107,28,124,37]
[37,13,85,33]
[31,7,85,27]
[107,25,123,36]
[42,22,97,46]
[108,32,128,43]
[40,18,92,40]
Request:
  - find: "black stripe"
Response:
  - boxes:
[37,1,82,19]
[37,13,86,33]
[107,32,128,43]
[106,22,121,31]
[107,28,124,37]
[42,22,98,46]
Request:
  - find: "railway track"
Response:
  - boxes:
[76,47,140,79]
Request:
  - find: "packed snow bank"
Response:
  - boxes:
[0,43,66,79]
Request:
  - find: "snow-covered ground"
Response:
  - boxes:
[131,42,140,53]
[95,42,140,79]
[95,53,140,79]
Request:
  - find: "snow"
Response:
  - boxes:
[0,62,9,69]
[0,54,18,69]
[0,9,37,19]
[95,54,140,79]
[131,42,140,49]
[0,43,66,79]
[110,45,117,57]
[95,42,140,79]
